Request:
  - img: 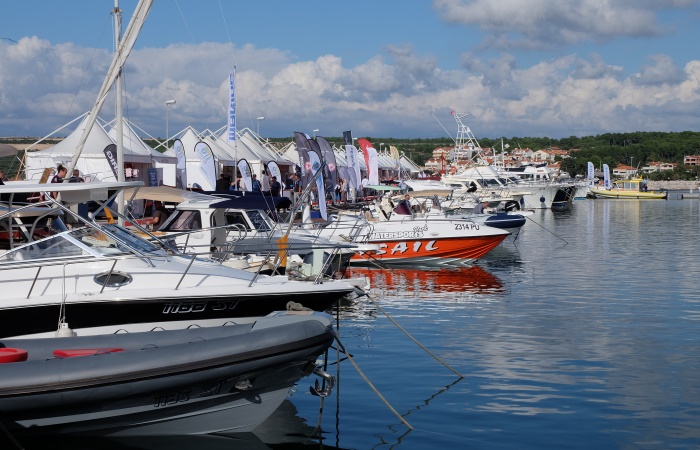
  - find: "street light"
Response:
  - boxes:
[165,99,176,149]
[379,142,385,152]
[256,116,265,135]
[312,129,319,138]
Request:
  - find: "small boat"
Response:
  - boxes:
[0,310,336,437]
[589,177,667,199]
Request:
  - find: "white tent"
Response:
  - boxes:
[106,118,177,186]
[25,113,125,182]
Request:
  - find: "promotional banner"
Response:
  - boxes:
[103,144,119,179]
[173,139,187,189]
[358,138,379,185]
[587,161,595,187]
[603,164,611,189]
[316,136,338,191]
[294,132,313,189]
[343,130,359,191]
[307,149,327,220]
[194,141,217,191]
[266,160,282,184]
[227,70,236,142]
[237,158,253,191]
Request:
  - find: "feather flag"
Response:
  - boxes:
[294,132,313,189]
[343,131,359,191]
[227,70,236,142]
[266,160,282,183]
[238,158,253,191]
[173,139,187,189]
[308,149,327,220]
[603,164,611,189]
[194,141,216,191]
[316,136,338,191]
[587,161,595,187]
[357,138,379,185]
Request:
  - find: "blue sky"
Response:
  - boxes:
[2,0,700,140]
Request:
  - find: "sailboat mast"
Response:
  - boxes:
[114,0,125,224]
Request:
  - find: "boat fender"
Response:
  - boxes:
[53,348,124,358]
[0,348,28,363]
[539,196,546,203]
[286,301,312,312]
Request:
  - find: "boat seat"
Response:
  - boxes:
[53,348,124,358]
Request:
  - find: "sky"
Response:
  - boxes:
[2,0,700,141]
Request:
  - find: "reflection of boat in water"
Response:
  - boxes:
[347,265,503,295]
[14,399,349,450]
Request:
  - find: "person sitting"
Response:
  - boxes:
[146,201,170,231]
[68,169,85,183]
[472,201,488,214]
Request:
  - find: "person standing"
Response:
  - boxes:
[292,174,302,205]
[270,176,281,197]
[49,165,68,199]
[252,174,261,192]
[261,169,271,195]
[341,178,348,203]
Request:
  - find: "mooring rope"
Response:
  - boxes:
[360,291,465,378]
[334,335,413,430]
[524,214,568,244]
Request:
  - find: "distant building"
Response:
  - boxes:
[613,164,637,178]
[642,161,676,173]
[684,155,700,166]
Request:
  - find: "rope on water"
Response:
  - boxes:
[524,214,568,244]
[361,291,464,378]
[334,335,413,430]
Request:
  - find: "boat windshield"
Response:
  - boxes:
[0,224,162,263]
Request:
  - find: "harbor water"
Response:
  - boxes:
[13,195,700,449]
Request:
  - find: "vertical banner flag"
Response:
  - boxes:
[194,141,217,191]
[358,138,379,185]
[587,161,595,187]
[173,139,187,189]
[227,70,236,142]
[603,164,611,189]
[343,131,360,192]
[266,161,282,185]
[237,158,252,191]
[103,144,119,179]
[307,149,327,220]
[294,132,313,189]
[316,136,338,191]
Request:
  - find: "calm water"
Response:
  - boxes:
[12,196,700,449]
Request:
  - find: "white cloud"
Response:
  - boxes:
[433,0,669,49]
[2,35,700,139]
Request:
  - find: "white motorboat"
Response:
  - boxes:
[0,310,337,437]
[0,181,355,339]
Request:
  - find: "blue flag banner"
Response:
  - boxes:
[227,71,236,142]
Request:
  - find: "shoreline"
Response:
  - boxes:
[647,180,700,191]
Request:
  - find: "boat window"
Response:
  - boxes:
[225,211,251,231]
[247,210,272,232]
[160,210,202,231]
[0,223,159,262]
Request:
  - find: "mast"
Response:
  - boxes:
[114,0,125,224]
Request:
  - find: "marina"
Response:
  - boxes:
[4,195,698,449]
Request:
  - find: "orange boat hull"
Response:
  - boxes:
[351,234,507,265]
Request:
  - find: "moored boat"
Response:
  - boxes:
[0,310,336,437]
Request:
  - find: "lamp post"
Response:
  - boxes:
[256,116,265,135]
[379,142,385,152]
[312,129,319,138]
[165,99,176,149]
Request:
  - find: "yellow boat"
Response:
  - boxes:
[589,177,667,199]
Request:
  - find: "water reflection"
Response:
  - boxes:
[9,400,346,450]
[347,265,504,298]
